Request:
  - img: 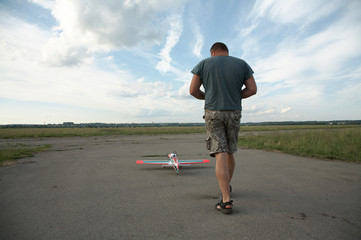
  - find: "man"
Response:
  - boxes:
[189,42,257,214]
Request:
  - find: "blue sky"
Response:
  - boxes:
[1,0,360,124]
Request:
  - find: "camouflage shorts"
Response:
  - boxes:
[204,109,242,157]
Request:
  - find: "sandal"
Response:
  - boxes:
[215,199,233,214]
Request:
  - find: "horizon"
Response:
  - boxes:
[2,119,360,127]
[1,0,361,124]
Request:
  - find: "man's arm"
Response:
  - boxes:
[189,74,205,100]
[241,75,257,99]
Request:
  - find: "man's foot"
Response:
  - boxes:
[215,199,233,214]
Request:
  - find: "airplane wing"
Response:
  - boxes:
[178,159,210,165]
[136,160,170,165]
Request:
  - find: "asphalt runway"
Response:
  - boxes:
[1,134,360,240]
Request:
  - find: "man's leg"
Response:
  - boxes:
[225,110,240,185]
[215,152,232,205]
[227,153,235,182]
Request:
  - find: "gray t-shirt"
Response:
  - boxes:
[191,56,254,111]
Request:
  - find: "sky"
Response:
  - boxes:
[0,0,360,124]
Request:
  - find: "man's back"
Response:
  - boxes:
[191,56,253,111]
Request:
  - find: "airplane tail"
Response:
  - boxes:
[169,153,180,174]
[175,155,179,171]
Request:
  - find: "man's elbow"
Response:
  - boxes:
[244,76,257,97]
[189,88,195,97]
[251,86,257,96]
[242,86,257,99]
[189,88,205,100]
[189,88,198,97]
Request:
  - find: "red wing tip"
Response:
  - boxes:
[136,160,143,164]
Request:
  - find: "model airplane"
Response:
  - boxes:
[136,153,210,174]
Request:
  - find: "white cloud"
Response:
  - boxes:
[42,37,93,66]
[191,23,204,58]
[243,0,361,112]
[28,0,56,10]
[280,107,291,114]
[156,12,183,73]
[0,13,200,124]
[43,0,187,67]
[0,14,50,61]
[248,0,274,21]
[250,0,340,26]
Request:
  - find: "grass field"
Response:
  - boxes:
[239,127,361,163]
[0,144,51,166]
[0,124,358,138]
[0,125,360,164]
[0,126,207,139]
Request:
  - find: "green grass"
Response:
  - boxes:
[0,127,206,139]
[1,125,360,164]
[0,144,51,166]
[239,124,359,132]
[239,128,361,163]
[1,125,357,139]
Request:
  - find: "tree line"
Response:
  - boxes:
[1,120,360,129]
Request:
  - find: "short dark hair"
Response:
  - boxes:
[210,42,228,52]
